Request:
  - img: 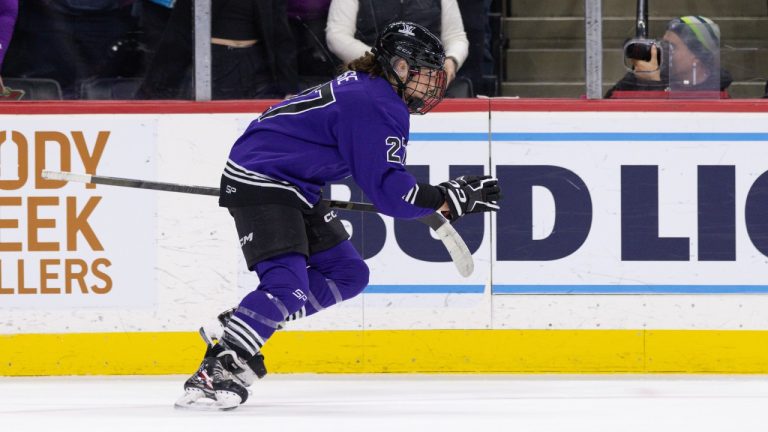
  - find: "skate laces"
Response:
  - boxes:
[192,361,214,390]
[210,359,229,382]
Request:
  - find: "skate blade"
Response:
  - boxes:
[174,389,240,411]
[213,390,244,410]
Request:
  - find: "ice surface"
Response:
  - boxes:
[1,374,767,432]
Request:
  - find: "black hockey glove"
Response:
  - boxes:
[437,175,501,221]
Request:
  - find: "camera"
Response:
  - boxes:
[623,38,666,71]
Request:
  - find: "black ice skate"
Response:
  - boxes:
[174,343,251,411]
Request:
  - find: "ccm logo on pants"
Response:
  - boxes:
[324,210,338,223]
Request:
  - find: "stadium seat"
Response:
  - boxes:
[79,77,143,100]
[3,78,63,100]
[445,75,474,98]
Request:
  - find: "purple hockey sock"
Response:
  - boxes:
[294,241,369,319]
[222,252,309,356]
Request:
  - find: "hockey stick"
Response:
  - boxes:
[42,171,474,277]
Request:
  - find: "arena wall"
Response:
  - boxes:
[2,99,768,375]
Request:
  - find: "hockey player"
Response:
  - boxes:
[176,21,501,410]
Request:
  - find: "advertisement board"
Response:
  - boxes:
[1,101,767,334]
[491,111,768,294]
[0,118,156,308]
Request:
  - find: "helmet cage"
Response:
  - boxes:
[403,67,447,114]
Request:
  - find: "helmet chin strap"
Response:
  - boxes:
[389,64,409,98]
[389,68,424,113]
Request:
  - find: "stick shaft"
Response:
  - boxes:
[93,174,220,196]
[44,171,378,213]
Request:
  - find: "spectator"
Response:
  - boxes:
[286,0,338,90]
[325,0,468,86]
[456,0,489,95]
[139,0,175,64]
[0,0,18,99]
[137,0,298,99]
[606,16,732,98]
[2,1,139,99]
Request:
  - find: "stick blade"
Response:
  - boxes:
[434,222,475,277]
[419,213,474,278]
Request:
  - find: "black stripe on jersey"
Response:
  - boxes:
[223,161,311,207]
[225,160,292,185]
[402,182,445,210]
[403,184,419,204]
[224,167,292,189]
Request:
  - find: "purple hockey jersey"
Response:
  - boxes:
[220,71,434,220]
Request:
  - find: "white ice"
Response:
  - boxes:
[2,374,768,432]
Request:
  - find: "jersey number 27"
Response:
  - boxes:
[259,82,336,121]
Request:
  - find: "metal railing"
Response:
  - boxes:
[193,0,212,101]
[585,0,604,99]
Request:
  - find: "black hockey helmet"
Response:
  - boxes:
[372,21,447,114]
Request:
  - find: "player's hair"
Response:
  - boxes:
[345,52,384,77]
